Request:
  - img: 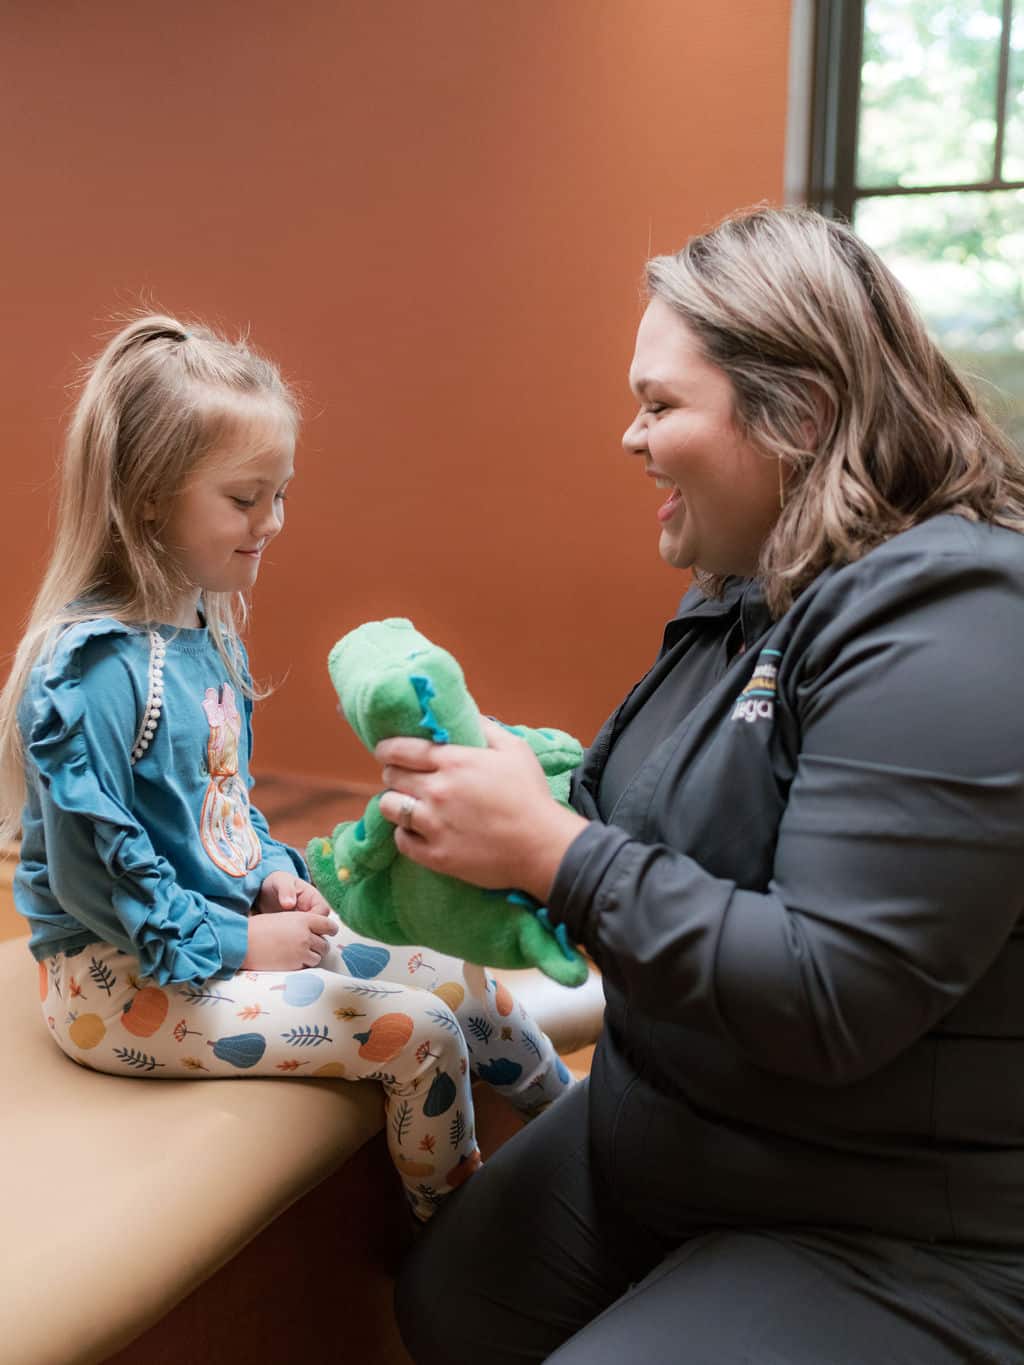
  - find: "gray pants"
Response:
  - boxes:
[395,1081,1024,1363]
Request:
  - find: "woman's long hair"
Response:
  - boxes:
[0,313,299,840]
[646,206,1024,615]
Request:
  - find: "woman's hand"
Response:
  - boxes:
[376,719,588,903]
[256,870,333,917]
[241,904,338,971]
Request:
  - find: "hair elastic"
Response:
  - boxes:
[139,328,188,346]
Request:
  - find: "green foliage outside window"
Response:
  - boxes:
[849,0,1024,444]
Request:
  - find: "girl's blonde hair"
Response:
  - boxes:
[645,205,1024,615]
[0,314,298,840]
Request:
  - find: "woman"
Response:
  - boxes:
[381,207,1024,1362]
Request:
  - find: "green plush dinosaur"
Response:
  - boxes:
[306,618,589,987]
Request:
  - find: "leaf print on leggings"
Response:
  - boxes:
[448,1108,467,1147]
[281,1025,332,1047]
[392,1099,414,1146]
[425,1007,461,1035]
[89,957,117,996]
[179,984,235,1008]
[113,1047,166,1072]
[466,1016,494,1046]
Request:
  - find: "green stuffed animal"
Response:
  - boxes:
[306,618,589,987]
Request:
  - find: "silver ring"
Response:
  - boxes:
[398,794,418,830]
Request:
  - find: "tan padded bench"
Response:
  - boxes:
[0,934,604,1365]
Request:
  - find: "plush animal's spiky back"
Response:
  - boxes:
[330,618,486,752]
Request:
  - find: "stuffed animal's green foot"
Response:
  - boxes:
[306,833,349,917]
[501,723,583,778]
[518,908,589,987]
[307,799,398,911]
[306,821,407,942]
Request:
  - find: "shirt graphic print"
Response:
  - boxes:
[199,683,262,876]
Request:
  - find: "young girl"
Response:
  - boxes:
[0,315,572,1222]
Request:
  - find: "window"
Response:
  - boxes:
[805,0,1024,442]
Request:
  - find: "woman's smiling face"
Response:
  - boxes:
[622,297,782,578]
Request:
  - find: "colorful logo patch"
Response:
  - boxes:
[730,648,781,724]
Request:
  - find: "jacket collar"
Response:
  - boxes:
[662,577,774,655]
[673,576,748,620]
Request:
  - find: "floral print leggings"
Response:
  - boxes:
[40,925,573,1221]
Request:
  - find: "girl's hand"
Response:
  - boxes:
[257,871,332,916]
[241,906,338,971]
[376,720,588,903]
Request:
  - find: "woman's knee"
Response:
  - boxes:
[396,1083,619,1364]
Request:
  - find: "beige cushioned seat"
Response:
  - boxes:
[0,935,603,1365]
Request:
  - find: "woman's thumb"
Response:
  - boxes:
[481,717,520,749]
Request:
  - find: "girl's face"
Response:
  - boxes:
[621,298,781,578]
[157,406,295,626]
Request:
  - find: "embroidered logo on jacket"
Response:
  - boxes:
[730,648,781,724]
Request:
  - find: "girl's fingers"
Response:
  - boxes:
[294,880,327,915]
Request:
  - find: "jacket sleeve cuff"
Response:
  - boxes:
[547,819,634,951]
[258,840,308,880]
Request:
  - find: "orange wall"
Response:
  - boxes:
[1,1,792,785]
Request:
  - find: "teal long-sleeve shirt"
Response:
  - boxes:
[14,617,305,984]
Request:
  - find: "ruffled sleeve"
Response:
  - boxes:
[24,621,249,983]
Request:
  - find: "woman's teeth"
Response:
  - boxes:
[655,476,676,490]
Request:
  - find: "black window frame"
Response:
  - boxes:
[807,0,1020,221]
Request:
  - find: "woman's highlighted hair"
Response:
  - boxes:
[645,206,1024,614]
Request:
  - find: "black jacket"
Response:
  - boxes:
[550,515,1024,1245]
